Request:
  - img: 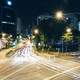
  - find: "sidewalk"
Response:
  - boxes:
[36,51,80,64]
[0,48,14,59]
[36,51,80,70]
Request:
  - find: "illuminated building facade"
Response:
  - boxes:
[0,0,16,36]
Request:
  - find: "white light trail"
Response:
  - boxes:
[44,65,80,80]
[0,63,34,80]
[11,40,39,64]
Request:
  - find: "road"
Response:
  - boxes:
[0,59,74,80]
[0,53,79,80]
[0,46,80,80]
[0,42,25,60]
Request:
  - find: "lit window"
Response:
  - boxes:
[1,21,7,24]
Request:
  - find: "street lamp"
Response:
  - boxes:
[62,28,72,52]
[34,29,39,35]
[66,28,72,33]
[55,11,64,20]
[2,33,6,38]
[61,28,72,53]
[7,1,12,6]
[33,29,39,50]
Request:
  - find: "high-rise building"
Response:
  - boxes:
[65,14,78,30]
[17,18,22,34]
[0,0,16,36]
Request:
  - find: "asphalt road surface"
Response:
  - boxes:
[0,46,80,80]
[0,54,79,80]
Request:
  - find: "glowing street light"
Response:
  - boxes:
[7,1,12,6]
[2,33,6,38]
[9,35,12,38]
[34,29,39,35]
[55,11,64,20]
[66,28,72,33]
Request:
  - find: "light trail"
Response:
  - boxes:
[42,62,80,79]
[0,63,34,80]
[11,40,36,63]
[2,39,80,80]
[35,55,80,80]
[0,40,40,80]
[0,59,27,76]
[44,65,80,80]
[0,59,9,64]
[54,57,79,64]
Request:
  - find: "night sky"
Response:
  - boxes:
[15,0,80,25]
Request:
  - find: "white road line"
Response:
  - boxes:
[34,54,80,79]
[55,57,79,64]
[39,61,80,79]
[37,63,60,73]
[0,63,34,80]
[42,60,80,79]
[44,65,80,80]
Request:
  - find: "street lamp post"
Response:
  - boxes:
[33,29,39,50]
[55,11,64,20]
[62,28,72,52]
[2,33,5,37]
[37,11,80,25]
[66,28,72,33]
[37,16,42,26]
[62,28,72,53]
[36,11,79,53]
[34,29,39,35]
[61,35,64,53]
[66,28,72,52]
[7,1,12,6]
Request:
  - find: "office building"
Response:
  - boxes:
[0,0,16,36]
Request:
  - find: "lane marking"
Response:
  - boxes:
[39,61,80,79]
[44,65,80,80]
[1,63,34,80]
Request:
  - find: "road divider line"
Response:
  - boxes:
[44,65,80,80]
[0,63,34,80]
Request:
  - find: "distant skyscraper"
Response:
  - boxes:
[0,0,16,36]
[17,18,22,34]
[65,14,78,29]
